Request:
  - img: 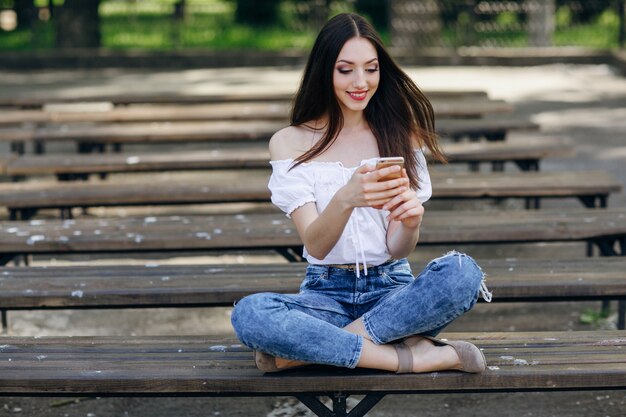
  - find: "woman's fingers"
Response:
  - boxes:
[366,186,407,206]
[384,189,424,223]
[372,164,402,181]
[350,164,410,208]
[366,177,408,192]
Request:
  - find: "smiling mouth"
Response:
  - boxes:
[347,91,368,101]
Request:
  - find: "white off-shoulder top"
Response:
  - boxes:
[268,149,432,276]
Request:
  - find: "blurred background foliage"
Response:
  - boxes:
[0,0,622,51]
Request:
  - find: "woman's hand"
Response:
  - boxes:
[341,163,410,209]
[381,169,424,229]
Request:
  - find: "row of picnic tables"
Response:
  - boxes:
[0,87,625,415]
[0,88,623,260]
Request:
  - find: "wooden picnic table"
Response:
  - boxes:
[0,118,539,154]
[0,90,490,109]
[0,170,619,220]
[2,257,624,309]
[0,331,624,417]
[0,99,514,127]
[0,135,573,179]
[1,208,625,266]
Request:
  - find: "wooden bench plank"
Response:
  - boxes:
[0,155,15,176]
[0,90,490,108]
[2,136,574,178]
[0,118,539,148]
[0,99,514,126]
[0,209,625,261]
[1,258,625,310]
[0,332,624,395]
[0,170,618,215]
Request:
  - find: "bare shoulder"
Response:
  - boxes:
[269,125,315,160]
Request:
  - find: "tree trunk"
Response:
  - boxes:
[14,0,36,30]
[619,0,625,48]
[235,0,280,26]
[526,0,555,47]
[55,0,101,48]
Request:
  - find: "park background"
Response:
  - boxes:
[0,0,625,66]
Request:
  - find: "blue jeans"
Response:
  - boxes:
[231,251,485,369]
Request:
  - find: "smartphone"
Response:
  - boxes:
[375,157,404,182]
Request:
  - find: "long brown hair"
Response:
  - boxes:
[291,13,446,190]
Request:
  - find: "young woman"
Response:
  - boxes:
[231,13,491,374]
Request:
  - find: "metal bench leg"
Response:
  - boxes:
[491,161,505,172]
[619,301,626,330]
[10,141,25,155]
[485,132,506,141]
[14,255,30,266]
[276,247,304,263]
[525,197,540,210]
[10,208,39,221]
[0,255,15,266]
[1,310,7,333]
[579,195,608,209]
[296,393,385,417]
[515,159,539,171]
[60,207,74,220]
[34,140,45,154]
[594,239,620,257]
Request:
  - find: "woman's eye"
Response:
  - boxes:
[337,68,352,74]
[367,67,379,73]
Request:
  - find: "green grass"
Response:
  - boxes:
[98,13,317,50]
[554,9,621,49]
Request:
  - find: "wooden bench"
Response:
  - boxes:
[0,90,490,109]
[1,257,625,331]
[0,98,514,127]
[0,170,619,220]
[1,118,539,154]
[0,136,574,180]
[1,209,625,266]
[0,331,624,417]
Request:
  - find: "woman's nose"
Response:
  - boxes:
[353,70,367,88]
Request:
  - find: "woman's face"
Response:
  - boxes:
[333,36,379,115]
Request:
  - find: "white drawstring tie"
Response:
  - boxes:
[342,165,368,278]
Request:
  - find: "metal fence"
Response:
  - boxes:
[380,0,624,49]
[286,0,624,48]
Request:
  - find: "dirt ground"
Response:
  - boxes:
[0,63,625,416]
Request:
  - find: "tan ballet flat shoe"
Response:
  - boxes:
[394,336,486,374]
[254,350,280,373]
[424,336,486,373]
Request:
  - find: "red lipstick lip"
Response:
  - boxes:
[347,90,368,101]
